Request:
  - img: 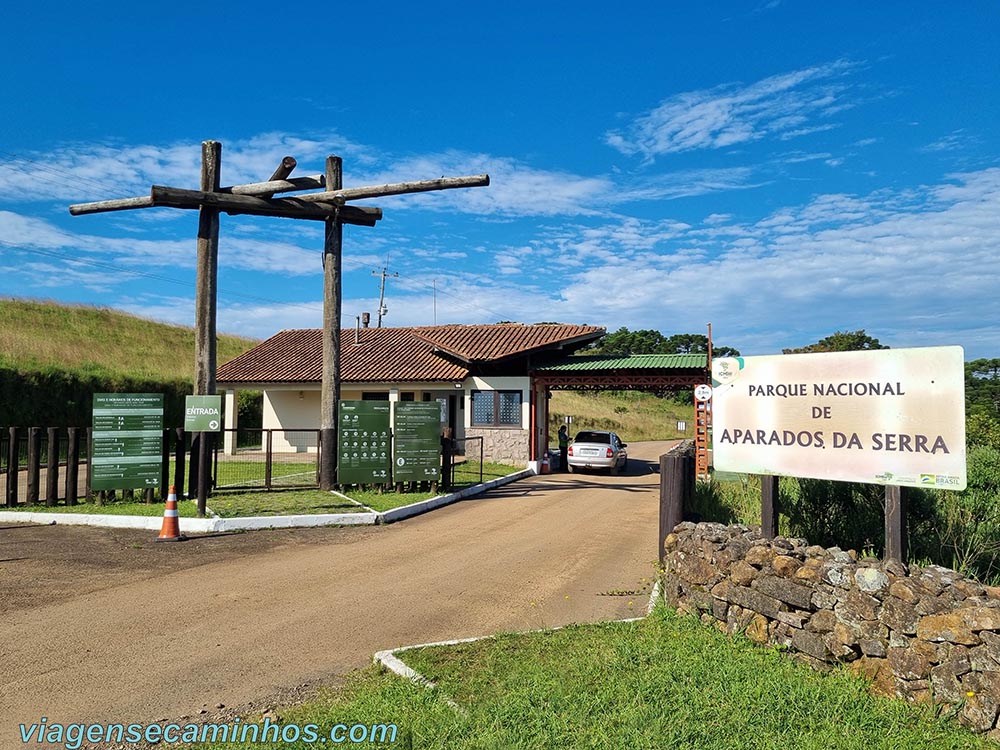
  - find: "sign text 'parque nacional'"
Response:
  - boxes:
[711,346,967,490]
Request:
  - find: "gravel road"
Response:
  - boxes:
[0,441,674,735]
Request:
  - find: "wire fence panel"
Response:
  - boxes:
[214,429,320,491]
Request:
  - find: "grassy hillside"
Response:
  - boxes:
[0,298,258,381]
[0,298,259,426]
[549,390,693,442]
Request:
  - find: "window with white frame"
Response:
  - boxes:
[471,390,522,427]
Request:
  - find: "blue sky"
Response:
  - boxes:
[2,2,998,357]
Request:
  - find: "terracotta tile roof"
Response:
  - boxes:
[412,323,605,363]
[217,324,605,385]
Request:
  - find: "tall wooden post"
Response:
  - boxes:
[885,485,907,563]
[659,453,687,564]
[319,155,343,490]
[194,140,221,516]
[6,427,19,507]
[46,427,59,506]
[27,427,41,505]
[65,427,79,506]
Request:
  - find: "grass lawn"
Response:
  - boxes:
[191,607,992,750]
[1,462,523,519]
[351,462,522,513]
[0,498,202,517]
[207,490,368,517]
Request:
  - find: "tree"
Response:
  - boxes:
[966,358,1000,417]
[782,330,887,354]
[589,328,668,356]
[589,328,740,357]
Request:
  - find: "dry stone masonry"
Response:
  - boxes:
[663,522,1000,738]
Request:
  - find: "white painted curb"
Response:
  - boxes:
[0,510,378,532]
[375,578,664,701]
[377,469,532,524]
[0,469,532,532]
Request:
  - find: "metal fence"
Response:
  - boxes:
[443,435,484,489]
[2,427,491,505]
[212,428,321,491]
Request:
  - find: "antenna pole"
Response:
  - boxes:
[372,266,399,328]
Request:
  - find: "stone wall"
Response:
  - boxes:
[664,522,1000,738]
[465,427,529,465]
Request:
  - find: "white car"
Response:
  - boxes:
[567,430,628,475]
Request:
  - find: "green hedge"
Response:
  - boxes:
[0,366,193,427]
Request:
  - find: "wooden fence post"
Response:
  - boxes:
[5,427,18,507]
[761,475,779,539]
[885,485,907,563]
[160,428,170,501]
[173,428,187,497]
[84,427,93,503]
[27,427,41,505]
[65,427,79,506]
[46,427,59,506]
[187,433,199,502]
[659,453,687,565]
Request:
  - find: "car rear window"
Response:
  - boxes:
[573,431,611,444]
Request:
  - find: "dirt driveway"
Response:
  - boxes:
[0,441,674,733]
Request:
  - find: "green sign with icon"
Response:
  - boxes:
[338,400,392,485]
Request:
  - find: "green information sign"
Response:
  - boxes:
[92,393,164,491]
[185,395,223,432]
[337,401,392,485]
[393,402,442,482]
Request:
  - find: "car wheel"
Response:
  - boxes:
[610,462,620,476]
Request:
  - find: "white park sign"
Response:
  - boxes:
[711,346,966,490]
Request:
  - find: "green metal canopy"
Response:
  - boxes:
[531,353,708,391]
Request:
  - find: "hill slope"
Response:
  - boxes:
[0,298,258,381]
[0,298,259,426]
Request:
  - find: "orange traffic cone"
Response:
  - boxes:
[540,452,551,474]
[155,485,186,542]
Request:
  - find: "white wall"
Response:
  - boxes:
[264,390,321,452]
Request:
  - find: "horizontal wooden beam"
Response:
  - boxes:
[68,174,328,217]
[223,174,325,196]
[149,186,381,225]
[69,196,155,216]
[69,173,487,217]
[296,173,491,204]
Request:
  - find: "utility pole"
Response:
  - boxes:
[372,266,398,328]
[319,156,343,491]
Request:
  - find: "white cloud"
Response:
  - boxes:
[540,168,1000,356]
[606,61,857,160]
[0,131,371,204]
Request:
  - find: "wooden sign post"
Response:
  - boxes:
[71,141,489,509]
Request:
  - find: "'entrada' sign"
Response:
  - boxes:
[711,346,967,490]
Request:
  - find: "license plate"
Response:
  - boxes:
[581,448,599,456]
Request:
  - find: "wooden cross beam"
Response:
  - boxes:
[68,140,491,496]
